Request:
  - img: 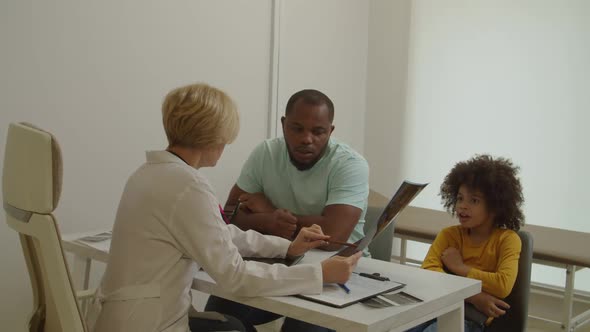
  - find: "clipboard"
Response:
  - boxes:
[297,272,405,308]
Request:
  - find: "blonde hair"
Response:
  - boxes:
[162,83,239,148]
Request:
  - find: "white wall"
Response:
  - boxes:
[0,1,372,329]
[0,1,273,330]
[9,0,587,327]
[275,0,369,152]
[366,0,590,291]
[365,0,412,194]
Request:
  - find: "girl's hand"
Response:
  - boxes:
[441,247,470,276]
[467,292,510,318]
[287,224,330,257]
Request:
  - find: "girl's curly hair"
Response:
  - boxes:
[440,154,525,231]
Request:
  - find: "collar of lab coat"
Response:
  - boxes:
[146,150,188,166]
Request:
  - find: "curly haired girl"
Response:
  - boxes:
[409,154,525,332]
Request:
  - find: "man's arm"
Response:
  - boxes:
[224,184,267,233]
[293,204,361,251]
[227,185,361,249]
[224,184,244,217]
[224,185,295,239]
[312,154,367,250]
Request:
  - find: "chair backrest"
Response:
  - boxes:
[486,230,534,332]
[2,122,86,332]
[364,205,394,261]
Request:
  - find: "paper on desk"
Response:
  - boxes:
[361,291,423,308]
[298,272,404,308]
[74,231,112,253]
[78,231,112,242]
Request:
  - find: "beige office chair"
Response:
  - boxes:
[2,122,92,332]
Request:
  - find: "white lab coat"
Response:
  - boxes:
[93,151,322,332]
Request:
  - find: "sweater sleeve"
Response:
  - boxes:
[421,227,457,272]
[466,231,521,298]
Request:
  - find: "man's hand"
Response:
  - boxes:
[287,224,330,257]
[239,192,275,213]
[441,247,470,276]
[467,292,510,318]
[321,252,363,284]
[264,208,298,239]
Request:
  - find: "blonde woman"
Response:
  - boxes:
[94,83,362,332]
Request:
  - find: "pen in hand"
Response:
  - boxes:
[338,283,350,294]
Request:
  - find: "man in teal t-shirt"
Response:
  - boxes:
[206,89,369,332]
[228,89,369,248]
[233,136,368,244]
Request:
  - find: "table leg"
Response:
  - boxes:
[437,301,464,332]
[562,265,576,331]
[71,254,92,314]
[400,238,408,265]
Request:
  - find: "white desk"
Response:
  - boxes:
[62,233,480,332]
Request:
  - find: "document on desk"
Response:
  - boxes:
[297,272,404,308]
[73,231,112,253]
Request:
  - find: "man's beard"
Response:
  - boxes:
[286,145,327,171]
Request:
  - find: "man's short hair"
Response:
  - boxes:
[162,83,239,148]
[285,89,334,122]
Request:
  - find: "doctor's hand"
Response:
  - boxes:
[321,251,363,284]
[467,292,510,318]
[264,208,298,239]
[238,192,275,213]
[287,224,330,257]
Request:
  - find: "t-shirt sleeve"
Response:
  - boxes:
[325,155,369,210]
[236,142,266,193]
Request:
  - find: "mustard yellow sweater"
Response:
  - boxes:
[421,226,521,298]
